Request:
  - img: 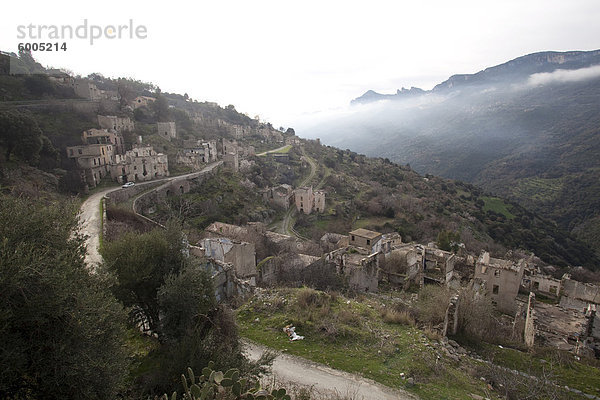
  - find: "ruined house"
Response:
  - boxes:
[474,251,526,313]
[81,128,125,154]
[97,115,135,132]
[72,79,102,100]
[222,138,255,158]
[201,237,256,279]
[223,152,239,172]
[262,184,294,209]
[560,277,600,310]
[110,145,169,183]
[130,95,156,109]
[66,143,115,188]
[294,186,325,214]
[348,228,382,253]
[157,121,177,140]
[522,268,562,298]
[257,253,320,286]
[177,139,218,168]
[325,246,381,292]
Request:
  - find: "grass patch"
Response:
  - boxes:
[271,145,292,154]
[237,288,495,399]
[512,177,563,203]
[481,196,515,219]
[99,198,104,250]
[468,342,600,397]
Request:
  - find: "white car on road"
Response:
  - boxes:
[122,182,135,188]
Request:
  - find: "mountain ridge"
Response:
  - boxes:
[352,49,600,104]
[309,49,600,256]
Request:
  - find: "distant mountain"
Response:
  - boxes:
[351,87,425,104]
[303,49,600,255]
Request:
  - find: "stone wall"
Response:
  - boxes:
[524,292,536,348]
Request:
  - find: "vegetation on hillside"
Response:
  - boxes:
[0,193,129,399]
[238,287,599,400]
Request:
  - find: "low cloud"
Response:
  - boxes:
[528,64,600,86]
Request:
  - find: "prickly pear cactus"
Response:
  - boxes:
[162,362,291,400]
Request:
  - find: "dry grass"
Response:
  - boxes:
[296,287,330,310]
[381,309,416,326]
[337,309,360,325]
[423,327,442,341]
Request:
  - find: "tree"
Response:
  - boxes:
[158,264,217,342]
[436,230,461,253]
[0,194,129,399]
[101,222,188,334]
[415,285,451,326]
[0,110,43,163]
[153,94,170,122]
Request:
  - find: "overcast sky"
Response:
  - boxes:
[2,0,600,130]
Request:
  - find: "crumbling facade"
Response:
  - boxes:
[223,152,239,172]
[177,139,218,169]
[349,228,382,252]
[72,78,117,101]
[325,246,381,292]
[201,237,256,279]
[262,184,294,209]
[157,122,177,140]
[81,128,125,155]
[130,95,156,109]
[110,145,169,183]
[474,251,526,313]
[97,115,134,132]
[294,186,325,214]
[67,143,115,187]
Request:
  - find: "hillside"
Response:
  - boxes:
[1,51,598,269]
[302,49,600,255]
[3,50,600,400]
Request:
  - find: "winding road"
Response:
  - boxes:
[79,186,121,271]
[77,158,415,399]
[244,341,415,400]
[78,162,222,271]
[275,147,318,237]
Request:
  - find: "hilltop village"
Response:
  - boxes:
[3,57,600,400]
[38,73,600,360]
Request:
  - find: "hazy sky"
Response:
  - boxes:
[2,0,600,129]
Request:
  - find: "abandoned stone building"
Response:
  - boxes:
[285,136,300,145]
[81,128,125,155]
[110,145,169,184]
[201,237,257,279]
[222,138,237,155]
[177,139,217,168]
[67,143,115,188]
[130,95,156,109]
[72,78,117,101]
[349,228,383,253]
[222,138,255,158]
[522,268,562,297]
[223,152,239,172]
[97,115,135,132]
[294,186,325,214]
[474,251,526,313]
[560,276,600,310]
[157,122,177,140]
[324,245,381,292]
[261,184,294,209]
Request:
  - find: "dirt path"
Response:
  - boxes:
[274,147,317,237]
[243,340,416,400]
[256,145,292,156]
